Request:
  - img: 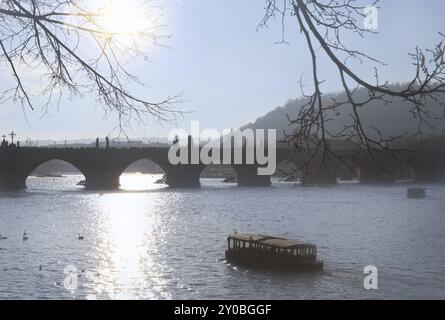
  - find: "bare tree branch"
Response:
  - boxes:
[0,0,184,129]
[261,0,445,177]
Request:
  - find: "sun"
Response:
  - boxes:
[98,0,149,36]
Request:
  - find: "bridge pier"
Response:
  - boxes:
[0,171,27,191]
[234,165,271,187]
[412,166,445,183]
[301,165,337,186]
[83,170,121,190]
[406,152,445,183]
[357,162,395,184]
[164,165,203,188]
[297,152,339,186]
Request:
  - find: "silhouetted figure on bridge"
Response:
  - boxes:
[105,137,110,149]
[1,134,7,148]
[96,138,100,149]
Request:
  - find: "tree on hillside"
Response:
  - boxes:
[0,0,182,128]
[261,0,445,173]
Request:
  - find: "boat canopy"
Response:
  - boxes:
[228,233,316,249]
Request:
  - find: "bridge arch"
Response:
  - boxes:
[118,158,167,190]
[28,158,86,176]
[200,164,238,184]
[10,157,85,189]
[29,157,85,174]
[25,158,85,187]
[274,159,301,182]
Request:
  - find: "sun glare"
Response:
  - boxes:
[99,0,150,36]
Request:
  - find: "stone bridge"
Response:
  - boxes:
[0,139,443,190]
[0,145,273,190]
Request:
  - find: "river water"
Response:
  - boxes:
[0,174,444,300]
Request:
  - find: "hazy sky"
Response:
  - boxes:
[1,0,444,141]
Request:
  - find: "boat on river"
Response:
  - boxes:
[226,233,323,272]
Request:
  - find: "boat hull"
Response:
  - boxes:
[225,251,323,272]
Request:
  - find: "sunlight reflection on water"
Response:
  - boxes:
[95,194,169,299]
[119,173,168,191]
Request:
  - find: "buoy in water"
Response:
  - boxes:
[407,187,426,199]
